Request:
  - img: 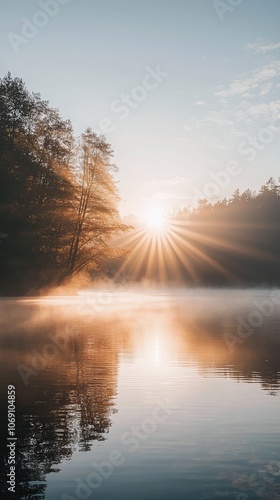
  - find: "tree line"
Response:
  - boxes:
[170,179,280,285]
[0,73,128,294]
[175,179,280,285]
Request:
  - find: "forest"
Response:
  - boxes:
[1,73,280,293]
[0,73,129,294]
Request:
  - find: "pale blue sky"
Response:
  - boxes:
[1,0,280,216]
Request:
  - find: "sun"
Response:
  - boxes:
[147,209,167,233]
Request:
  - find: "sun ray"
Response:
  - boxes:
[164,231,199,283]
[116,205,278,285]
[174,223,280,263]
[146,234,159,278]
[115,229,151,278]
[131,235,156,279]
[168,228,239,282]
[156,234,172,283]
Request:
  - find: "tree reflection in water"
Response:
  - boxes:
[0,300,131,499]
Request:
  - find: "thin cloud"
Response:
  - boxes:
[150,192,190,201]
[248,100,280,117]
[247,41,280,54]
[206,141,227,150]
[258,82,274,96]
[215,61,280,98]
[145,177,190,188]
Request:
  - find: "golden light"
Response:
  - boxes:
[147,209,167,233]
[115,205,268,286]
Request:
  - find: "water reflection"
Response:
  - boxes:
[0,291,279,499]
[0,299,131,498]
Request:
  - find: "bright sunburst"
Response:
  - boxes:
[147,209,167,232]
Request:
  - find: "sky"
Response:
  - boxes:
[1,0,280,218]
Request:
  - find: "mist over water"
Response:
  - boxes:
[1,289,280,499]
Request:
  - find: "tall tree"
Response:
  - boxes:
[67,128,127,276]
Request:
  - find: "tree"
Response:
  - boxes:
[66,128,127,276]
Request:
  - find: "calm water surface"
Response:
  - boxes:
[0,290,280,500]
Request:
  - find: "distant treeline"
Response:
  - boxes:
[117,179,280,286]
[175,181,280,285]
[0,73,128,294]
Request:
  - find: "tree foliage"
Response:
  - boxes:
[0,73,128,294]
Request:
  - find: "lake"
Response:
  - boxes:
[1,290,280,500]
